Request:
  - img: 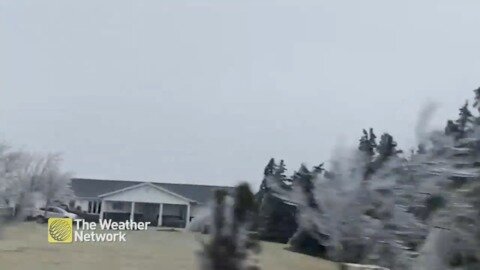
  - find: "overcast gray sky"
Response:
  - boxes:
[1,0,479,188]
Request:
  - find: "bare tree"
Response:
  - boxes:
[0,150,72,218]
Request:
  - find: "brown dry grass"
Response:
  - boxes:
[0,222,337,270]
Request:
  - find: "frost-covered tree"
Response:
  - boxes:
[0,144,25,206]
[289,154,379,262]
[287,139,427,269]
[411,100,480,269]
[258,87,480,270]
[36,154,72,211]
[363,159,428,269]
[415,181,480,270]
[0,149,72,217]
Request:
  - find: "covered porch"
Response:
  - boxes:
[97,183,193,228]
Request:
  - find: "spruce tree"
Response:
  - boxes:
[264,158,276,176]
[456,101,473,138]
[256,158,276,203]
[359,128,378,179]
[257,159,298,243]
[359,128,377,158]
[294,165,318,209]
[274,159,289,187]
[377,133,401,159]
[444,120,460,137]
[199,184,260,270]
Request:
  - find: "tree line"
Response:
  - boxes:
[248,87,480,269]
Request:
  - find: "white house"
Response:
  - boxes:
[71,178,234,228]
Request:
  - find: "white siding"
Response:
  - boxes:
[103,201,142,213]
[101,184,189,205]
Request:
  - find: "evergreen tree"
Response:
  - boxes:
[199,183,260,270]
[289,164,327,256]
[294,165,318,209]
[455,101,473,138]
[445,101,474,140]
[257,159,298,243]
[359,128,377,158]
[444,120,459,137]
[263,158,276,176]
[256,158,277,203]
[359,128,379,180]
[274,159,290,187]
[377,133,401,159]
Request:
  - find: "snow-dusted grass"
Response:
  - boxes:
[0,222,338,270]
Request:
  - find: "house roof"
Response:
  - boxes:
[71,178,234,204]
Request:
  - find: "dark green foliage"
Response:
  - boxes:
[377,133,400,158]
[257,193,297,243]
[256,158,277,204]
[359,128,380,180]
[446,101,474,140]
[289,164,330,257]
[445,120,460,137]
[274,160,290,187]
[359,128,377,158]
[200,184,260,270]
[234,183,258,224]
[274,160,286,178]
[359,129,403,180]
[457,101,473,136]
[256,159,298,243]
[263,158,276,176]
[294,165,319,209]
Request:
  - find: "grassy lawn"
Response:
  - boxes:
[0,222,337,270]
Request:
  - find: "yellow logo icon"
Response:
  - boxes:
[48,218,73,243]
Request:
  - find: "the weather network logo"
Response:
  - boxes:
[48,218,73,243]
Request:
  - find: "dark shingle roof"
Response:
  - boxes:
[71,178,234,204]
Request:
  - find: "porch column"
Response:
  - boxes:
[157,203,163,227]
[96,200,101,214]
[130,201,135,222]
[185,203,191,228]
[99,200,105,221]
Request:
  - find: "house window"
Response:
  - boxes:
[112,202,123,210]
[88,201,92,213]
[88,201,101,214]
